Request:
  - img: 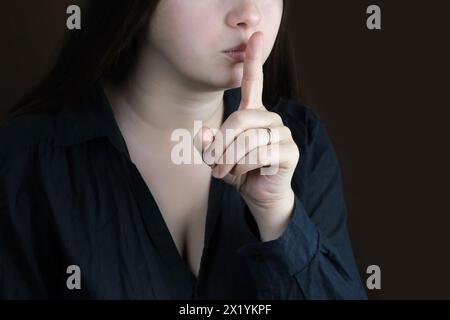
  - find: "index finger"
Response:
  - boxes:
[240,31,264,110]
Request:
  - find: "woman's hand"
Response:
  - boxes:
[198,32,300,241]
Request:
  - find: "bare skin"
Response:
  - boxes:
[103,0,285,277]
[104,81,222,277]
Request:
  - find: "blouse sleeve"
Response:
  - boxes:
[236,105,368,300]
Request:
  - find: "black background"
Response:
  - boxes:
[0,0,448,299]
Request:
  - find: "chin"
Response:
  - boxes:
[202,65,243,90]
[225,68,244,88]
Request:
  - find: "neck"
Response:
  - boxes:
[104,44,225,137]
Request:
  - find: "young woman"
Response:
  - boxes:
[0,0,367,299]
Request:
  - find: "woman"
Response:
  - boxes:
[0,0,367,299]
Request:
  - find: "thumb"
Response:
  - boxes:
[193,127,215,164]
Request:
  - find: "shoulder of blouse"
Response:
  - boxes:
[0,83,110,168]
[271,98,338,199]
[272,98,324,147]
[0,113,61,200]
[0,112,58,165]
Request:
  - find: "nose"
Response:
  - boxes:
[226,1,262,30]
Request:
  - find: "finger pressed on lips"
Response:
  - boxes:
[203,31,267,169]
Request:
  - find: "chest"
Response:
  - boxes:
[131,148,212,278]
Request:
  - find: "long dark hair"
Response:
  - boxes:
[6,0,301,120]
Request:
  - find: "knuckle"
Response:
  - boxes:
[231,110,246,127]
[270,112,283,124]
[292,143,301,160]
[283,126,292,138]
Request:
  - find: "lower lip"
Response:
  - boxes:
[223,50,246,63]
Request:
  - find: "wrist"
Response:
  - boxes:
[250,190,295,241]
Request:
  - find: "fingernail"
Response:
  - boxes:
[203,150,215,166]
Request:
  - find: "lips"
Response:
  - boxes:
[223,43,247,53]
[223,43,248,63]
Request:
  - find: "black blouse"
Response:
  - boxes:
[0,82,367,299]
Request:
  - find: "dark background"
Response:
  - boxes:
[0,0,449,299]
